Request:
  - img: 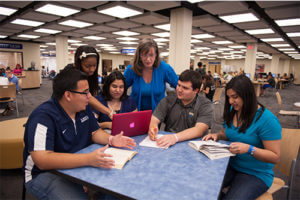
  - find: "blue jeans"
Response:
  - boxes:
[25,172,115,200]
[221,166,269,200]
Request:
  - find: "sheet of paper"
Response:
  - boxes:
[139,134,168,149]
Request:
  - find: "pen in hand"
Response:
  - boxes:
[152,125,157,140]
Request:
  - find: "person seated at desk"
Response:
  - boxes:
[261,73,275,96]
[23,68,136,200]
[148,70,213,148]
[13,63,23,76]
[200,74,215,102]
[94,71,137,129]
[6,68,19,92]
[203,75,281,200]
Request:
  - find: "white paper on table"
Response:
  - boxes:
[139,134,168,149]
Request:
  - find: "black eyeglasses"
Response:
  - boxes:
[69,90,90,96]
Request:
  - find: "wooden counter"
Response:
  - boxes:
[22,70,40,89]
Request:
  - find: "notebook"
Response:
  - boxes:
[111,110,152,137]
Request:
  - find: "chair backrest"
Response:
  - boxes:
[18,79,22,90]
[275,92,282,109]
[276,128,300,176]
[213,87,223,103]
[0,84,16,99]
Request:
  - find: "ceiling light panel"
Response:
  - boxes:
[212,41,233,44]
[34,28,61,34]
[0,35,7,38]
[83,36,106,40]
[36,4,80,17]
[116,37,138,41]
[113,31,139,36]
[245,28,274,35]
[220,13,259,23]
[271,44,290,47]
[154,24,170,31]
[18,34,40,39]
[192,34,215,39]
[275,18,300,27]
[151,32,170,37]
[0,6,17,16]
[11,19,44,27]
[98,4,143,19]
[287,32,300,37]
[59,20,93,28]
[261,38,284,42]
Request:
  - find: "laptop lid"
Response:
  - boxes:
[111,110,152,137]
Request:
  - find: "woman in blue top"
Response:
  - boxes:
[124,38,178,111]
[94,71,137,129]
[203,75,281,200]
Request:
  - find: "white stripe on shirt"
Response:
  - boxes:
[33,123,47,151]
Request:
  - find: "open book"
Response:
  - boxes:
[104,147,137,169]
[189,140,235,160]
[139,134,168,149]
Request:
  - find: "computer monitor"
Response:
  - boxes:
[272,73,276,78]
[245,73,251,78]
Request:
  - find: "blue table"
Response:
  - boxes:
[54,131,230,200]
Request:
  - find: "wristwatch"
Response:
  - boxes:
[248,145,255,156]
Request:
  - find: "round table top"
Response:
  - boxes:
[294,102,300,108]
[0,117,28,140]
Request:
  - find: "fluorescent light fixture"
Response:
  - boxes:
[36,4,79,17]
[153,38,169,42]
[68,39,81,43]
[97,44,114,47]
[245,28,274,35]
[11,19,44,27]
[207,58,216,60]
[208,55,218,57]
[59,20,92,28]
[218,48,233,51]
[160,52,169,57]
[35,28,61,34]
[220,13,259,23]
[261,38,284,42]
[18,34,40,39]
[156,42,166,46]
[222,52,234,55]
[287,32,300,37]
[98,5,142,19]
[275,18,300,27]
[230,51,244,54]
[119,41,138,45]
[83,36,106,40]
[46,43,56,46]
[40,45,48,48]
[284,51,298,54]
[0,6,17,16]
[71,43,88,46]
[0,35,7,38]
[212,41,233,44]
[278,48,295,51]
[192,34,215,39]
[116,37,138,41]
[113,30,139,36]
[187,0,205,3]
[271,44,290,47]
[151,32,170,37]
[228,45,246,49]
[196,47,211,50]
[68,47,76,50]
[40,49,46,51]
[154,24,170,31]
[191,39,203,43]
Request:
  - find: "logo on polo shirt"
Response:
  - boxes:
[80,115,89,123]
[189,112,194,117]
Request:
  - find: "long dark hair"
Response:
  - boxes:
[132,38,161,76]
[223,75,264,133]
[101,71,128,101]
[74,45,100,96]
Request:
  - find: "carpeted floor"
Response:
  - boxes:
[0,78,299,199]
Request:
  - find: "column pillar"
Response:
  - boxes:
[168,7,193,74]
[270,53,280,74]
[283,59,290,75]
[55,35,69,71]
[244,43,257,80]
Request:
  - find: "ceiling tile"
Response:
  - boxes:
[256,1,298,8]
[192,15,221,27]
[216,30,244,37]
[43,23,76,31]
[201,24,234,33]
[130,12,169,25]
[0,23,31,31]
[128,1,180,12]
[74,29,100,35]
[234,21,270,30]
[199,1,248,15]
[60,31,85,38]
[131,26,161,34]
[265,5,300,19]
[88,25,119,32]
[21,11,60,22]
[59,1,107,9]
[0,1,32,8]
[106,19,141,29]
[74,10,115,24]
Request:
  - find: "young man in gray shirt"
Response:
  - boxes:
[148,70,213,148]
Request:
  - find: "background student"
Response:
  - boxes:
[203,75,281,200]
[23,68,135,199]
[124,38,178,111]
[148,70,213,148]
[94,71,137,129]
[200,74,215,101]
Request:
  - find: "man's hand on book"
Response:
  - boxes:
[89,145,115,168]
[111,132,136,149]
[156,134,177,148]
[202,133,218,141]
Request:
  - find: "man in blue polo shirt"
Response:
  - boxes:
[23,67,136,199]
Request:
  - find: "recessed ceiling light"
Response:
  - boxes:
[119,41,138,45]
[36,4,80,17]
[192,34,215,39]
[284,51,298,54]
[228,45,246,49]
[154,24,170,31]
[187,0,205,3]
[191,39,203,43]
[212,41,233,44]
[98,5,142,19]
[196,47,211,50]
[220,13,259,23]
[18,34,40,39]
[245,28,274,35]
[287,32,300,37]
[59,20,92,28]
[271,44,290,47]
[68,39,81,43]
[11,19,44,27]
[83,36,106,40]
[113,31,139,36]
[218,48,233,51]
[97,44,114,47]
[0,6,17,16]
[46,43,56,46]
[116,37,138,41]
[0,35,7,38]
[40,45,48,48]
[71,43,88,46]
[156,42,166,46]
[35,28,61,34]
[151,32,170,38]
[275,18,300,27]
[153,38,169,42]
[261,38,284,42]
[278,48,295,51]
